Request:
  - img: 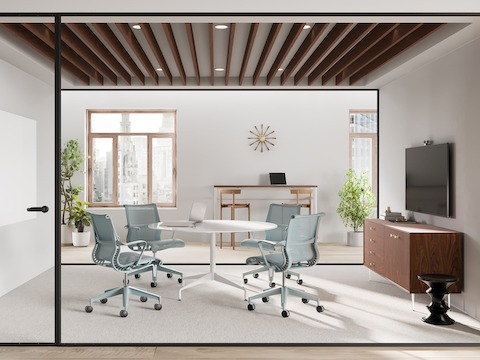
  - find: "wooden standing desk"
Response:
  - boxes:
[213,185,318,220]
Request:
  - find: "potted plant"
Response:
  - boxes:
[336,169,375,246]
[70,194,92,247]
[60,139,84,245]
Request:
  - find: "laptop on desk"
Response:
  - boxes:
[160,202,207,227]
[269,172,287,185]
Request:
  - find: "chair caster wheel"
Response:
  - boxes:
[302,298,309,304]
[167,273,173,278]
[135,274,141,279]
[269,282,275,288]
[85,305,93,313]
[247,303,255,311]
[154,303,162,310]
[120,310,128,317]
[178,278,183,284]
[243,278,248,284]
[262,297,269,303]
[253,273,259,279]
[100,298,108,304]
[151,282,157,288]
[281,310,290,318]
[285,274,291,279]
[297,279,303,285]
[316,305,325,313]
[140,296,147,302]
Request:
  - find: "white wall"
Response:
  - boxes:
[0,58,55,297]
[379,37,480,317]
[62,90,377,243]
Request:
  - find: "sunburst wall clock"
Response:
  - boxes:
[248,124,276,152]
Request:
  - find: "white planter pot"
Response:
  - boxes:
[72,231,91,247]
[347,231,363,247]
[61,224,73,245]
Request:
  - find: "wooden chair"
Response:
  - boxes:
[219,189,250,249]
[290,189,313,214]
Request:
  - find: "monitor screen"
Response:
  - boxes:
[405,143,450,217]
[269,173,287,185]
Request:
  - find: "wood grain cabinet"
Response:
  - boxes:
[363,219,463,293]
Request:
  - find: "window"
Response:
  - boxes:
[87,110,176,207]
[349,110,378,199]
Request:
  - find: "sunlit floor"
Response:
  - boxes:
[61,241,363,264]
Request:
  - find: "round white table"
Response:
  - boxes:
[149,219,277,300]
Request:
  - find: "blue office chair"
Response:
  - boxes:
[245,213,326,318]
[124,203,185,287]
[85,213,162,318]
[241,203,301,287]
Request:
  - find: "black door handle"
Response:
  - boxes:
[27,206,49,213]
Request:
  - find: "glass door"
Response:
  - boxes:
[0,17,55,343]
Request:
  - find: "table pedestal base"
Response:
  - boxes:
[178,272,246,301]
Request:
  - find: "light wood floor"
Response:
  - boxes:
[1,346,480,359]
[61,242,363,264]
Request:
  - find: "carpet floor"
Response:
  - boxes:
[59,264,480,344]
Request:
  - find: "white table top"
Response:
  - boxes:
[149,219,276,234]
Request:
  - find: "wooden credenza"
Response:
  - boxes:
[364,219,463,293]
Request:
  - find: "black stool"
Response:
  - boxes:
[417,274,459,325]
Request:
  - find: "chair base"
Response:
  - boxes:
[131,258,184,286]
[246,273,323,317]
[86,274,162,317]
[243,266,302,286]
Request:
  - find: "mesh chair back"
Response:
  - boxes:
[124,203,161,242]
[88,213,119,265]
[265,204,301,241]
[284,213,325,267]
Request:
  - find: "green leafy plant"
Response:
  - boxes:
[337,169,375,232]
[61,139,84,225]
[69,194,91,232]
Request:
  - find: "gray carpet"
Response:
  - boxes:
[59,265,480,344]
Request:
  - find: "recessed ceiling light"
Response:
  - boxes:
[132,24,141,30]
[156,68,163,72]
[303,24,311,30]
[278,68,284,72]
[215,68,225,72]
[215,24,228,30]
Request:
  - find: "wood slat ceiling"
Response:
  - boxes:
[0,22,444,87]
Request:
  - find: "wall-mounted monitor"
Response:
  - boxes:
[405,143,450,217]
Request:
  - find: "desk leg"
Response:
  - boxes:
[210,232,216,279]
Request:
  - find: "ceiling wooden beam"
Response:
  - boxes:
[253,23,282,85]
[307,23,376,85]
[225,23,236,86]
[350,23,443,85]
[47,23,118,84]
[335,23,422,85]
[0,23,89,85]
[280,23,328,85]
[239,23,259,86]
[208,23,214,86]
[23,23,103,84]
[92,23,145,84]
[267,23,305,85]
[321,23,399,85]
[294,23,352,85]
[116,23,158,85]
[162,23,187,85]
[67,23,131,85]
[141,23,173,85]
[185,23,200,85]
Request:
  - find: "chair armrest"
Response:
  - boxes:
[241,238,278,251]
[124,225,141,230]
